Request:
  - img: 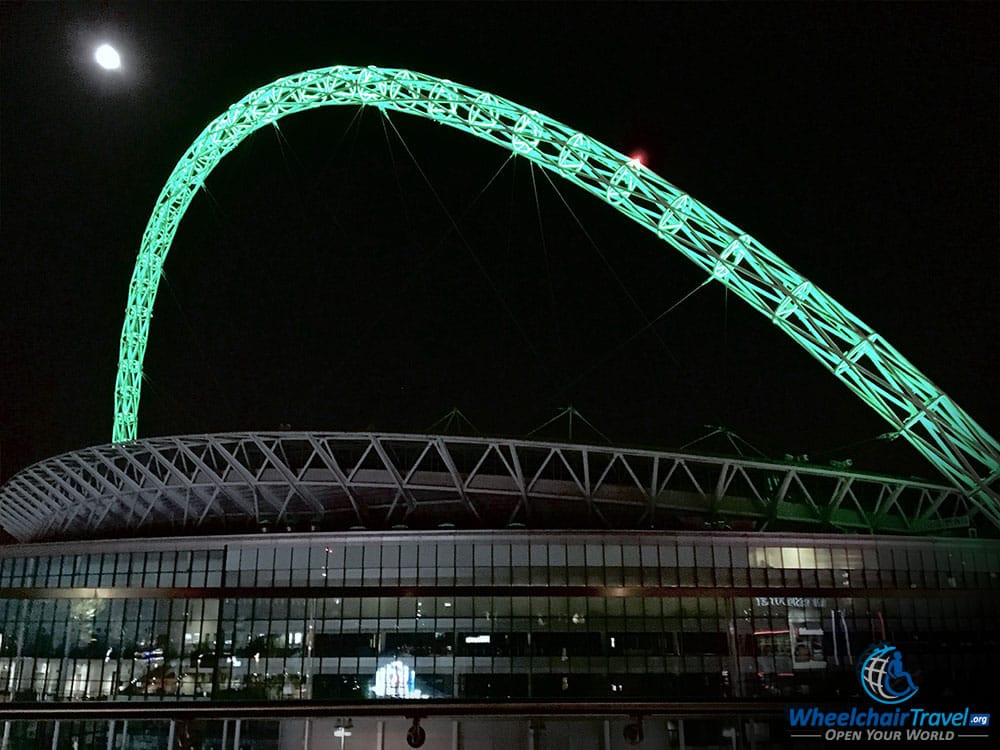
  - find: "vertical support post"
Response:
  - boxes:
[232,719,241,750]
[375,720,385,750]
[166,720,175,750]
[106,721,116,750]
[3,595,31,750]
[528,718,545,750]
[602,720,611,750]
[838,610,853,662]
[304,598,314,700]
[727,596,742,698]
[50,721,60,750]
[678,718,686,750]
[831,609,839,666]
[211,545,228,701]
[302,719,311,750]
[221,720,228,750]
[451,720,460,750]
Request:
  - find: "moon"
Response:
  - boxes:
[95,44,121,70]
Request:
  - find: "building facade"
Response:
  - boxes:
[1,433,998,749]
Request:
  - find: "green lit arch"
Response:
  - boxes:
[114,65,1000,525]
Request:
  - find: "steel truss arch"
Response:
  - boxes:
[113,65,1000,525]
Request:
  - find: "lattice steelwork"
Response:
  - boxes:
[112,65,999,524]
[0,432,980,542]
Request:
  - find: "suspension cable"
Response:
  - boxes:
[320,114,518,382]
[158,268,238,425]
[538,167,683,366]
[535,166,726,423]
[381,110,554,382]
[530,163,561,361]
[547,277,712,405]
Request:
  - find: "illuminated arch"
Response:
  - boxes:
[114,65,1000,524]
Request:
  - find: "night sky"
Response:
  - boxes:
[1,3,997,486]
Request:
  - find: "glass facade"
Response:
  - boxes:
[1,530,999,748]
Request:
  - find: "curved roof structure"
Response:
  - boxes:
[0,432,980,542]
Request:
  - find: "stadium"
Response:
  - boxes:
[2,430,998,749]
[2,61,999,750]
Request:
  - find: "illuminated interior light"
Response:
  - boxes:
[372,659,419,699]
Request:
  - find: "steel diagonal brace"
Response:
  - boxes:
[505,443,532,524]
[305,435,368,526]
[141,442,231,524]
[435,438,482,522]
[52,455,150,529]
[0,486,40,537]
[872,485,908,529]
[170,439,262,519]
[249,436,327,516]
[369,436,418,517]
[81,448,181,529]
[209,438,288,516]
[23,466,80,518]
[95,446,191,520]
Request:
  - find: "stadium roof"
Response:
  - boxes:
[0,432,982,543]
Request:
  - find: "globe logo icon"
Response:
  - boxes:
[858,643,919,705]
